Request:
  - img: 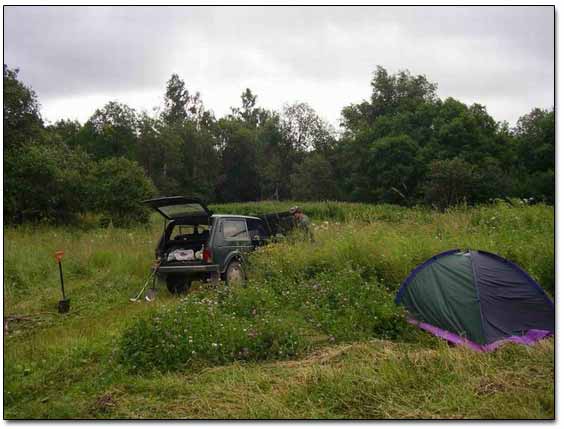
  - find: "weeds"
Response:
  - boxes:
[119,268,412,371]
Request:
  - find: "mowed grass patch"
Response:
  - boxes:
[13,338,550,419]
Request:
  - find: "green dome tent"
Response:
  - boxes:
[395,249,554,351]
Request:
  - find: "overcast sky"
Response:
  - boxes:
[4,6,554,128]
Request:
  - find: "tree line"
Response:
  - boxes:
[4,64,554,225]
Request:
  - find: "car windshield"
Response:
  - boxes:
[158,203,207,219]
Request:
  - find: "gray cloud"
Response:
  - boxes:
[4,6,554,126]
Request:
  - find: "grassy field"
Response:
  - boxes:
[3,201,554,419]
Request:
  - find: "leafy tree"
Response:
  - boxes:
[512,108,554,202]
[341,66,437,132]
[230,88,268,128]
[265,102,337,200]
[150,74,220,197]
[136,112,188,196]
[136,112,163,182]
[337,66,530,207]
[161,73,212,127]
[255,114,288,200]
[216,119,260,202]
[44,119,82,147]
[173,120,220,200]
[514,108,555,171]
[79,101,138,160]
[424,158,477,210]
[338,67,439,203]
[92,157,156,226]
[472,157,513,203]
[291,153,338,201]
[187,127,221,201]
[364,135,423,204]
[162,73,191,125]
[218,90,279,201]
[4,144,94,223]
[281,102,334,152]
[518,170,555,204]
[149,122,184,195]
[3,64,43,149]
[426,99,501,164]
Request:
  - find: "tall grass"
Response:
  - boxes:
[218,200,554,293]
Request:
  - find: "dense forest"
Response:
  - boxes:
[3,64,554,225]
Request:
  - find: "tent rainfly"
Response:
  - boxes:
[395,249,554,352]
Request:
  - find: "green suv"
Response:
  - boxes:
[144,196,290,294]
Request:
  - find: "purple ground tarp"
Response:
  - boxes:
[408,318,552,352]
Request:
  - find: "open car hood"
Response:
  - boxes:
[142,196,212,222]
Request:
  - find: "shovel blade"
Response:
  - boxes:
[145,288,157,302]
[58,299,70,313]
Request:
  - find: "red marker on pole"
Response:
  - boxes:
[55,250,70,313]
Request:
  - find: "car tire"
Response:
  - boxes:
[225,260,246,286]
[166,274,192,295]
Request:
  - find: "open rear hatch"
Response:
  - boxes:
[143,197,214,267]
[143,196,212,224]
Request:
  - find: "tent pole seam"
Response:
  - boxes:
[469,251,489,345]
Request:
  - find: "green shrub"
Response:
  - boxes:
[119,297,310,372]
[217,282,281,319]
[253,269,413,342]
[91,157,156,227]
[4,143,94,224]
[310,271,411,341]
[118,257,418,372]
[4,145,156,227]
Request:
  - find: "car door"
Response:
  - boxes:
[247,218,269,247]
[216,218,254,271]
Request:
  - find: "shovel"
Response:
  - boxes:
[55,250,70,313]
[144,272,158,302]
[130,261,160,303]
[129,270,155,302]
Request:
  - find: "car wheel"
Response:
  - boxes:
[166,275,192,295]
[225,260,246,286]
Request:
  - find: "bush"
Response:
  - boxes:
[302,270,412,341]
[119,297,310,372]
[217,282,282,318]
[4,145,156,227]
[91,157,156,227]
[4,143,94,224]
[119,263,414,373]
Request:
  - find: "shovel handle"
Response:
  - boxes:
[58,261,66,300]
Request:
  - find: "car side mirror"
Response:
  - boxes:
[252,235,261,245]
